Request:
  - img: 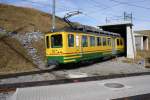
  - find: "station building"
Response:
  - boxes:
[134,32,149,51]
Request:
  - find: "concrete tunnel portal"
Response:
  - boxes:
[98,22,135,58]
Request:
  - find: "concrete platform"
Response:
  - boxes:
[10,75,150,100]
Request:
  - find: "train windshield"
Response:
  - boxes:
[51,34,62,48]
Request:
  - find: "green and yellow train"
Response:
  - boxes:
[45,27,124,66]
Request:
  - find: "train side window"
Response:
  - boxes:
[97,37,101,46]
[76,35,79,47]
[46,36,50,48]
[107,38,111,46]
[68,34,74,47]
[120,39,123,45]
[117,39,120,46]
[90,36,95,46]
[82,35,88,47]
[102,37,107,46]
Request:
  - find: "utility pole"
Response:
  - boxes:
[51,0,56,32]
[105,17,108,23]
[124,12,126,21]
[131,12,133,23]
[123,12,132,23]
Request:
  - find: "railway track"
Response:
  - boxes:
[0,67,58,80]
[0,71,150,93]
[0,88,16,93]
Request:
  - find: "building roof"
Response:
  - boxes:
[134,32,149,37]
[48,25,121,37]
[134,30,150,36]
[98,21,133,27]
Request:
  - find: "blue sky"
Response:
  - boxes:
[1,0,150,30]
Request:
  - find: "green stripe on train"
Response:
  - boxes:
[47,49,124,64]
[47,56,64,63]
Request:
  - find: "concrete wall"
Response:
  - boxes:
[135,36,143,50]
[126,26,135,58]
[143,36,149,50]
[134,35,149,51]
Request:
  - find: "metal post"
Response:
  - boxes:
[106,17,108,23]
[131,12,133,23]
[124,12,126,21]
[52,0,55,32]
[131,25,136,59]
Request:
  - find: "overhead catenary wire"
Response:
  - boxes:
[22,0,150,25]
[76,0,124,21]
[110,0,150,10]
[86,0,150,24]
[6,0,72,12]
[3,0,123,24]
[82,13,103,23]
[83,0,121,15]
[133,17,150,22]
[3,0,150,28]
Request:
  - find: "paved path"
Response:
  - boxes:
[10,75,150,100]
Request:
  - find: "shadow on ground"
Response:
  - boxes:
[53,56,115,71]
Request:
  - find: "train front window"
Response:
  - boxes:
[120,39,123,45]
[46,36,50,48]
[117,39,120,46]
[51,34,62,48]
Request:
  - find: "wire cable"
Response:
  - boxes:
[110,0,150,10]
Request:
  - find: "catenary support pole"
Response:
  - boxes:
[51,0,56,32]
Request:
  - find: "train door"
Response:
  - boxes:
[81,35,89,57]
[112,37,116,55]
[75,33,82,56]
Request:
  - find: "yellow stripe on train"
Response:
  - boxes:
[64,56,81,60]
[64,59,76,63]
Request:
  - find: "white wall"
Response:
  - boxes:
[135,36,142,50]
[127,26,135,58]
[134,35,149,51]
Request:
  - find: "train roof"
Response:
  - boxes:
[50,25,121,37]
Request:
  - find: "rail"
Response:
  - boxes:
[0,71,150,93]
[0,68,56,80]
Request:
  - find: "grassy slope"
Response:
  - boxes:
[0,3,68,74]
